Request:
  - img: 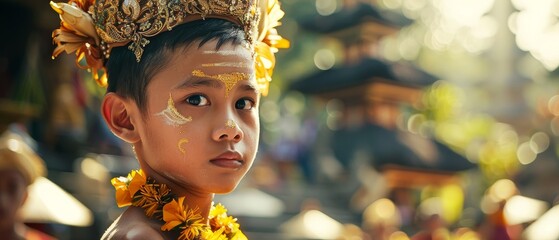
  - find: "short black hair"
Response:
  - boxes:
[105,19,247,113]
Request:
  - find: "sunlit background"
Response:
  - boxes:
[1,0,559,239]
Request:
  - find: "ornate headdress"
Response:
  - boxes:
[50,0,289,95]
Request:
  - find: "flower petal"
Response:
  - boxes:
[50,1,99,42]
[111,177,132,207]
[128,169,146,196]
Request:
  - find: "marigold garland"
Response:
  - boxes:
[111,169,247,240]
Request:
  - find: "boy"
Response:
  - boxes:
[50,0,288,239]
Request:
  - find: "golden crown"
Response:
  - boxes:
[50,0,289,95]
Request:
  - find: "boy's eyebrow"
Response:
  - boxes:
[174,76,223,90]
[238,81,260,94]
[173,73,259,93]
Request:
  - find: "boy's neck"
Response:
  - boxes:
[138,161,215,222]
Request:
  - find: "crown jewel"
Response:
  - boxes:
[51,0,289,94]
[93,0,260,61]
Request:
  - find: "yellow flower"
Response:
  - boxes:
[127,169,146,196]
[210,203,241,236]
[50,0,107,86]
[111,170,248,239]
[133,183,171,218]
[258,0,290,53]
[202,228,228,240]
[210,203,228,217]
[162,197,205,239]
[111,176,132,207]
[254,0,289,96]
[110,169,146,207]
[230,231,248,240]
[254,42,275,96]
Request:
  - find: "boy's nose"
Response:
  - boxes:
[212,119,243,142]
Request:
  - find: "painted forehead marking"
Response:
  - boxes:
[155,94,192,126]
[201,62,252,68]
[191,70,251,96]
[201,50,252,68]
[202,50,245,56]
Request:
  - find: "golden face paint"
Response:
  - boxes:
[201,62,251,68]
[225,119,236,128]
[192,70,250,96]
[177,138,189,154]
[155,94,192,126]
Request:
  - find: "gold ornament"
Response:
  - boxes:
[192,70,250,96]
[225,120,236,128]
[51,0,289,94]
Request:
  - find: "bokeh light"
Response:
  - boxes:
[517,141,537,165]
[314,48,336,70]
[315,0,337,16]
[529,132,549,154]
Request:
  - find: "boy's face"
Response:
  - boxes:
[132,40,259,194]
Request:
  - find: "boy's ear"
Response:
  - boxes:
[101,93,141,143]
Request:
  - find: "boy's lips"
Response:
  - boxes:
[210,151,244,169]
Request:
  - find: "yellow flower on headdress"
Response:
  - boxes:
[162,197,206,239]
[254,0,290,96]
[50,0,107,86]
[110,169,146,207]
[258,0,290,51]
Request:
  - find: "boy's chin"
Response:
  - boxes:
[211,183,240,194]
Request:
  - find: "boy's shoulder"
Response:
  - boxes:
[101,207,164,240]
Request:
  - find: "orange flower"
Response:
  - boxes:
[127,169,146,197]
[50,0,107,86]
[112,170,248,239]
[111,176,132,207]
[133,183,171,218]
[162,197,205,239]
[110,169,146,207]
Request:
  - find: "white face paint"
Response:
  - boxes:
[155,93,192,126]
[201,62,252,68]
[202,50,243,55]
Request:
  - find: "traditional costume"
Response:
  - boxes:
[50,0,288,238]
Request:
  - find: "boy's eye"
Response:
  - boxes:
[235,99,254,110]
[186,95,209,106]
